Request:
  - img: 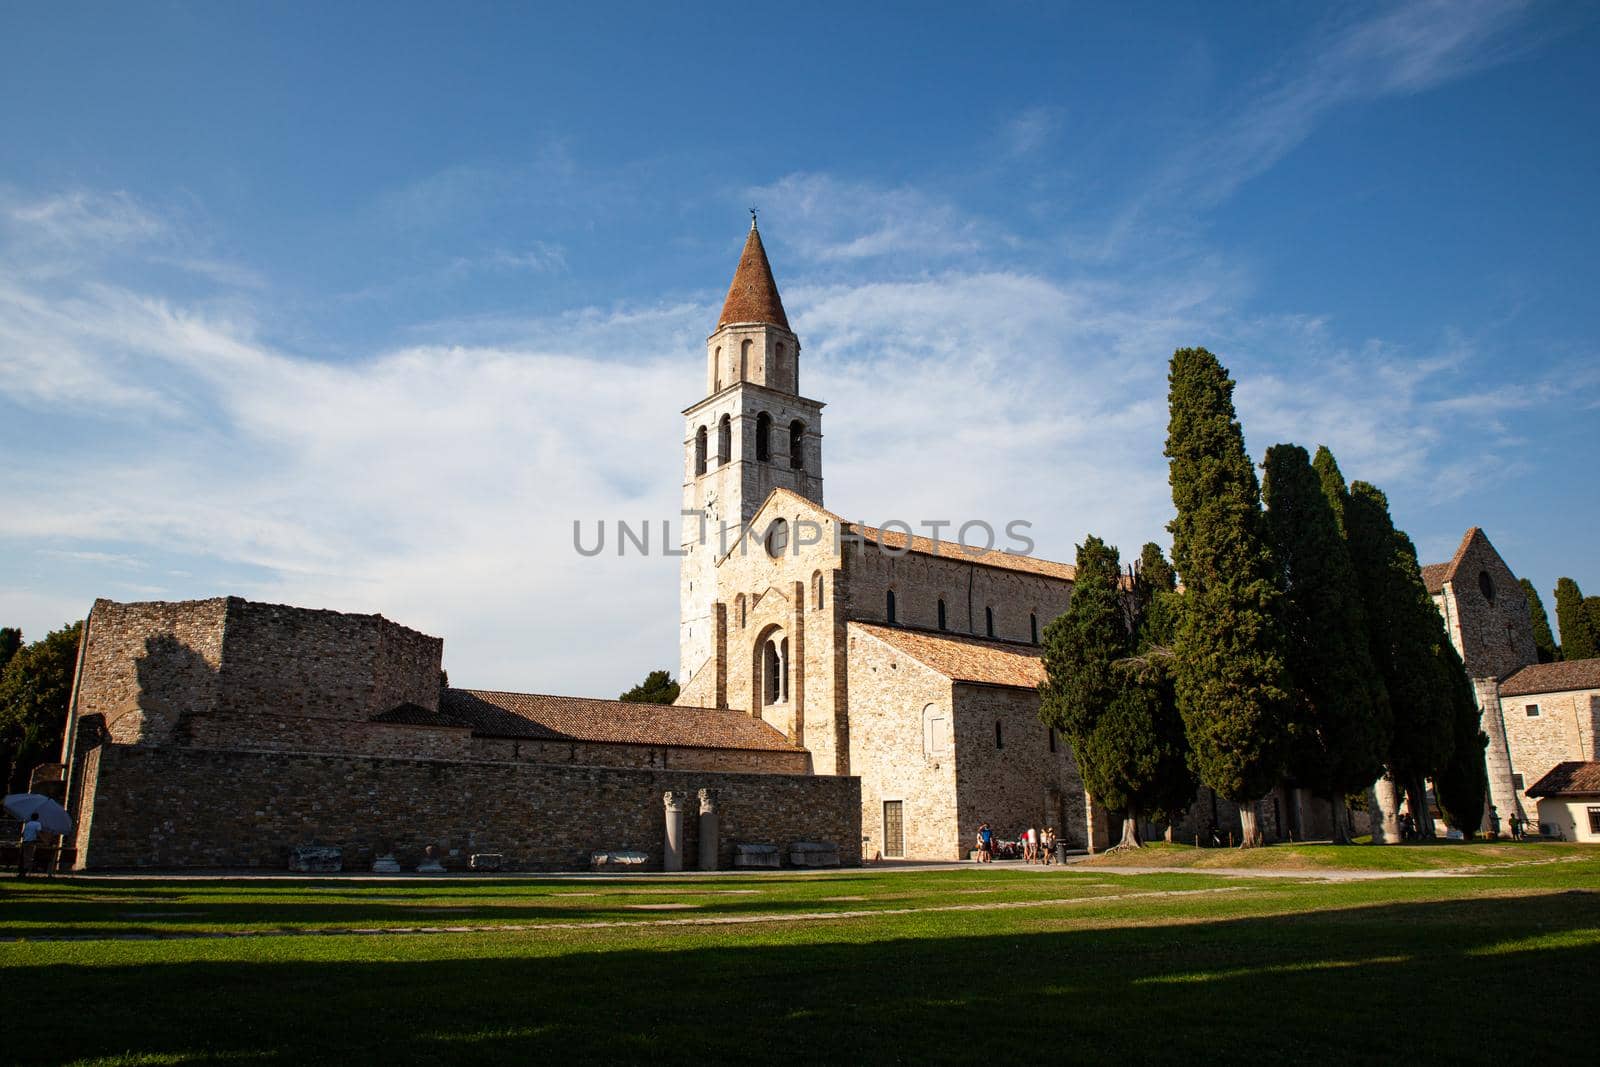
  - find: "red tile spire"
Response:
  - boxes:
[717,216,790,330]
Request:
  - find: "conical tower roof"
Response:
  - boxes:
[717,220,790,330]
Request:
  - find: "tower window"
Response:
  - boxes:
[1478,570,1495,603]
[717,414,731,466]
[1030,612,1038,644]
[789,420,805,469]
[995,721,1003,749]
[756,412,772,461]
[714,346,722,392]
[740,338,752,379]
[937,598,947,631]
[694,426,707,476]
[886,590,897,624]
[986,607,995,638]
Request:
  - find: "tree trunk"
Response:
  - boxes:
[1164,823,1175,844]
[1107,809,1143,852]
[1370,776,1402,844]
[1237,802,1263,847]
[1329,796,1351,845]
[1408,774,1436,839]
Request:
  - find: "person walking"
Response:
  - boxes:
[17,813,41,878]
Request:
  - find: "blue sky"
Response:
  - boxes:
[2,1,1596,692]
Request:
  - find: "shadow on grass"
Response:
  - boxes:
[9,893,1599,1064]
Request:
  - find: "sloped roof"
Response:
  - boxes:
[750,487,1077,583]
[373,702,464,729]
[1525,761,1600,797]
[1421,528,1482,594]
[439,689,802,752]
[852,622,1046,690]
[1499,658,1600,697]
[717,222,789,330]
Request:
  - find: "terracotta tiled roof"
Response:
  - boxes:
[717,222,789,330]
[1499,658,1600,697]
[852,622,1046,690]
[1421,528,1481,594]
[373,702,464,728]
[1525,761,1600,797]
[439,689,802,752]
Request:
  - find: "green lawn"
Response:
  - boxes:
[3,846,1597,1065]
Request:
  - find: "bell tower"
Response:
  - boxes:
[678,218,825,694]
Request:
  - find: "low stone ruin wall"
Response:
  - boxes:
[75,743,861,872]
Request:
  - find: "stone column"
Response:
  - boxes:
[663,790,689,872]
[697,788,720,871]
[1369,775,1402,844]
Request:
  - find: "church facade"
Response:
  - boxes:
[673,221,1098,859]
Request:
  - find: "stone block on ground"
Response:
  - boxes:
[370,853,401,874]
[288,845,342,873]
[469,852,504,871]
[590,849,649,872]
[733,842,780,869]
[788,841,840,867]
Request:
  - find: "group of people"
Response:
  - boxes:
[1487,807,1532,841]
[974,822,1058,864]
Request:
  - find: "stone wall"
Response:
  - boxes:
[953,684,1086,853]
[845,625,958,859]
[1431,530,1537,680]
[465,736,810,775]
[1499,687,1600,821]
[76,744,861,871]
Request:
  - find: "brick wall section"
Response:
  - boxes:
[215,599,442,722]
[1499,687,1600,821]
[72,597,231,745]
[76,745,860,871]
[465,737,810,774]
[953,685,1086,853]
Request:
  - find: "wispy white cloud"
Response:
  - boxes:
[748,173,1000,264]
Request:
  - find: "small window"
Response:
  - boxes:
[923,704,949,758]
[755,412,772,461]
[937,598,947,631]
[1048,728,1057,753]
[736,594,746,628]
[985,607,995,638]
[995,720,1003,749]
[886,590,897,624]
[1512,773,1525,791]
[717,414,732,465]
[812,570,823,609]
[1478,570,1495,602]
[694,426,708,475]
[740,338,752,378]
[1588,807,1600,835]
[789,420,805,469]
[1525,704,1540,718]
[1030,612,1039,644]
[765,518,789,558]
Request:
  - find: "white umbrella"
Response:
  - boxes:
[3,793,73,835]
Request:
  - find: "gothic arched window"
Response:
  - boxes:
[694,426,707,476]
[756,412,772,461]
[886,589,897,624]
[717,414,732,466]
[763,639,782,705]
[789,420,805,469]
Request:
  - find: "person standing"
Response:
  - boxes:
[977,822,993,863]
[17,813,42,878]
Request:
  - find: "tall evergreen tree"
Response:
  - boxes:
[1126,544,1196,834]
[1262,444,1390,843]
[0,621,82,793]
[1040,537,1192,849]
[1554,579,1598,660]
[0,628,21,673]
[1433,641,1489,837]
[1165,347,1291,846]
[1345,482,1456,836]
[619,669,680,705]
[1518,578,1560,662]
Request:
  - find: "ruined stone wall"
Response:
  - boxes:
[464,737,810,775]
[216,599,442,722]
[845,626,958,859]
[1500,687,1600,822]
[953,684,1087,852]
[182,715,473,761]
[75,744,861,871]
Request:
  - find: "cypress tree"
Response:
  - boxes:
[1345,481,1456,836]
[1165,347,1291,846]
[1127,544,1196,835]
[1518,578,1560,663]
[1433,641,1489,837]
[1262,444,1390,843]
[1040,537,1192,850]
[1554,579,1598,660]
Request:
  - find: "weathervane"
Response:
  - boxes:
[750,206,759,229]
